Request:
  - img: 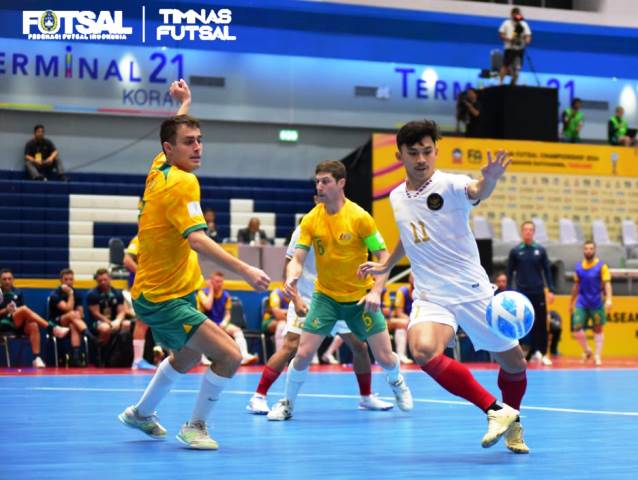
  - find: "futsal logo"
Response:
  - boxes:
[23,10,133,40]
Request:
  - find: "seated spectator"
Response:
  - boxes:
[0,268,67,368]
[262,287,290,351]
[197,271,258,365]
[49,268,96,367]
[608,106,636,146]
[561,98,584,143]
[384,274,413,364]
[204,208,219,241]
[122,235,157,370]
[238,217,269,245]
[24,124,67,181]
[456,87,481,137]
[87,268,131,347]
[494,271,508,294]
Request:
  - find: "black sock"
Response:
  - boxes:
[82,328,97,341]
[72,347,80,362]
[486,401,503,413]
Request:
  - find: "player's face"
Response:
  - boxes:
[165,125,202,172]
[315,173,344,203]
[0,273,13,290]
[61,273,74,287]
[521,223,535,243]
[495,274,507,291]
[583,243,596,260]
[396,137,437,186]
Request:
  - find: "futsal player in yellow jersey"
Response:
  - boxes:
[118,79,270,449]
[268,160,413,421]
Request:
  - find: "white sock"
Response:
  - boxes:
[284,359,308,405]
[394,329,408,358]
[324,336,343,356]
[274,321,286,351]
[594,333,604,357]
[191,369,230,424]
[573,329,589,352]
[234,330,249,357]
[135,357,182,417]
[133,339,144,363]
[384,353,401,384]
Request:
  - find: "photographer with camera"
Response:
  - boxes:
[456,87,481,137]
[498,8,532,86]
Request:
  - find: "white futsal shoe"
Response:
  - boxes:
[504,422,530,454]
[246,393,270,414]
[118,405,167,439]
[176,420,218,450]
[388,374,413,411]
[267,399,293,421]
[481,403,519,448]
[359,394,394,411]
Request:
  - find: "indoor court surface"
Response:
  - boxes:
[2,362,637,480]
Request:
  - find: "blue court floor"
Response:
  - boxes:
[1,366,637,480]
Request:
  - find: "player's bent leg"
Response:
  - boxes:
[368,330,413,411]
[14,306,49,329]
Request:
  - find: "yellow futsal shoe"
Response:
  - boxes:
[118,405,167,439]
[481,403,519,448]
[176,421,219,450]
[505,422,530,454]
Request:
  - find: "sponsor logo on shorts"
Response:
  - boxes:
[362,313,373,331]
[183,324,192,333]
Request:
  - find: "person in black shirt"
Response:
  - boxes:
[49,268,95,366]
[507,221,555,365]
[24,124,67,181]
[456,88,481,137]
[86,268,130,345]
[0,268,67,367]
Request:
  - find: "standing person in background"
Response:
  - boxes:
[570,241,612,366]
[562,98,584,143]
[507,221,555,366]
[498,7,532,86]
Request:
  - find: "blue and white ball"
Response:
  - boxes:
[486,291,535,341]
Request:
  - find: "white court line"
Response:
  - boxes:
[3,386,638,417]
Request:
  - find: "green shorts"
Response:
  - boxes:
[133,292,208,351]
[572,307,606,330]
[303,292,387,341]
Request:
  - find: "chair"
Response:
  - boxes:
[230,296,268,363]
[559,218,579,244]
[592,219,615,246]
[532,217,550,244]
[500,216,520,243]
[0,333,16,367]
[472,216,493,239]
[622,219,638,247]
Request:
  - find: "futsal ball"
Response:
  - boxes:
[485,291,535,341]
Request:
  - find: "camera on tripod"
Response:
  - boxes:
[512,20,525,48]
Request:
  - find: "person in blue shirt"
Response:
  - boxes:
[507,221,555,366]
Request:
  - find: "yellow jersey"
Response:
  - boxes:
[126,235,139,257]
[296,199,385,302]
[131,152,207,303]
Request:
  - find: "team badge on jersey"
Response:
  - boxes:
[427,193,444,211]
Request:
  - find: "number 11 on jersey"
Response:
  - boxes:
[410,220,430,244]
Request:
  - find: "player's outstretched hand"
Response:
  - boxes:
[169,78,191,104]
[244,266,270,292]
[481,150,511,181]
[283,277,299,299]
[358,261,389,279]
[357,290,381,313]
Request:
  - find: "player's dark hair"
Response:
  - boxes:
[94,268,110,280]
[396,120,441,149]
[521,220,535,230]
[33,124,44,132]
[160,115,200,148]
[0,268,13,276]
[315,160,346,182]
[584,240,596,247]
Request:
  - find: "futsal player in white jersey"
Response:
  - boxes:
[246,221,393,414]
[359,120,529,454]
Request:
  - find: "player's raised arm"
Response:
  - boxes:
[467,150,511,201]
[170,78,192,116]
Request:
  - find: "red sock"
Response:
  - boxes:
[497,369,527,410]
[256,365,282,396]
[421,354,496,411]
[356,373,372,397]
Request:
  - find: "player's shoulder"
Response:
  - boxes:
[345,198,371,218]
[389,181,407,201]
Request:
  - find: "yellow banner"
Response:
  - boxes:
[373,134,638,249]
[550,295,638,358]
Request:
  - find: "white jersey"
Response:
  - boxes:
[499,19,531,50]
[286,226,317,299]
[389,170,493,306]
